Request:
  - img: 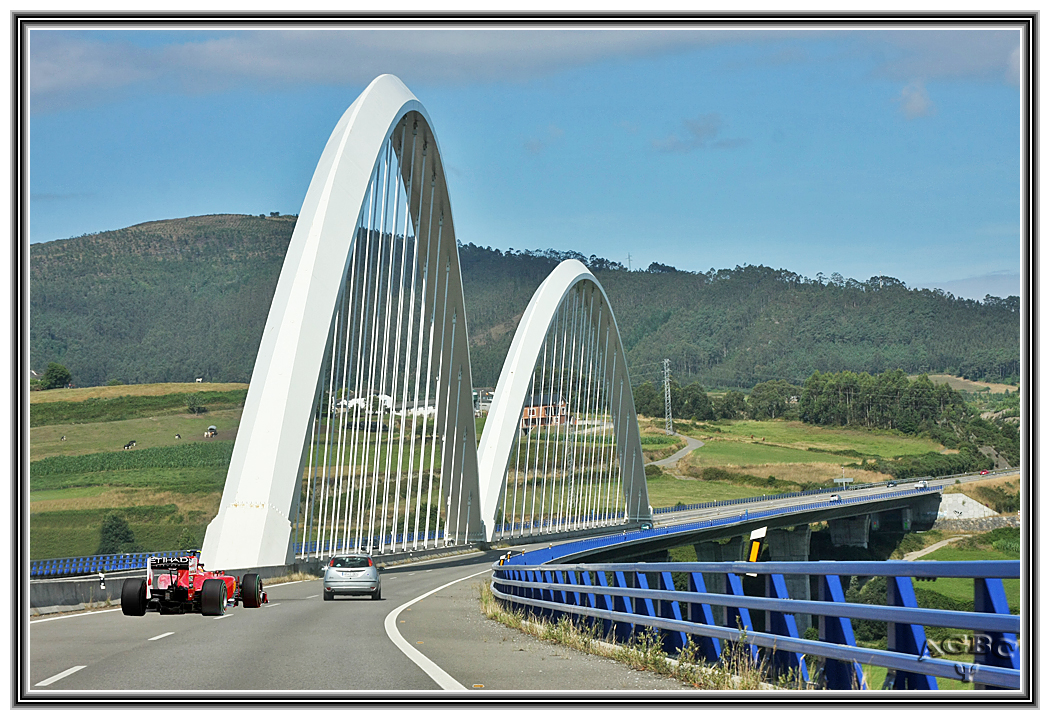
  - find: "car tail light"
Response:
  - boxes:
[368,558,373,566]
[329,559,335,567]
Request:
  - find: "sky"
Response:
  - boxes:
[26,21,1026,301]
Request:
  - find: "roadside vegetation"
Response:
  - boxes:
[477,581,792,690]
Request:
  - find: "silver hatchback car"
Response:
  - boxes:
[323,553,381,601]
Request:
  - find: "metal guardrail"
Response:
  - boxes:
[507,485,941,566]
[651,469,1007,515]
[491,559,1021,691]
[30,550,198,579]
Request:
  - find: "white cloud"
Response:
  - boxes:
[896,80,935,119]
[917,270,1021,301]
[27,25,1026,115]
[29,27,724,113]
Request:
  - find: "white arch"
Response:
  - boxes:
[476,260,650,542]
[202,75,480,569]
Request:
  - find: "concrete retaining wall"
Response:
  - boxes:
[932,515,1020,533]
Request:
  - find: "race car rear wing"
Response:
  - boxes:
[146,556,199,595]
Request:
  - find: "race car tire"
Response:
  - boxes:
[241,573,263,608]
[201,578,227,616]
[121,578,147,616]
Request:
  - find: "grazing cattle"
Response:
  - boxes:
[195,377,203,383]
[175,433,181,439]
[60,436,66,441]
[123,442,133,450]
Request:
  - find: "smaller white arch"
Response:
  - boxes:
[477,260,650,541]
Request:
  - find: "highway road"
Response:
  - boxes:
[653,471,1011,529]
[27,470,1013,695]
[27,548,689,695]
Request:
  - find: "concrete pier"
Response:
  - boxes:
[766,525,813,630]
[694,536,746,625]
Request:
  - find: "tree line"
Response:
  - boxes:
[30,215,1019,393]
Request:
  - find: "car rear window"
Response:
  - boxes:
[331,556,370,569]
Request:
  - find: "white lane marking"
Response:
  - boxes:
[264,579,308,588]
[306,595,319,599]
[35,665,86,687]
[263,603,280,608]
[212,613,233,620]
[384,568,490,691]
[30,608,122,624]
[148,632,174,641]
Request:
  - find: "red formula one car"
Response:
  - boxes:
[120,555,267,616]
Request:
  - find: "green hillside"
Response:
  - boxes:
[30,214,1020,390]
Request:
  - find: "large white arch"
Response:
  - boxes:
[476,260,650,542]
[202,75,480,569]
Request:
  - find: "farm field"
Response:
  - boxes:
[30,408,243,461]
[683,419,945,457]
[29,382,248,404]
[29,383,245,559]
[919,374,1018,395]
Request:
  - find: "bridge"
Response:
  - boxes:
[25,75,1024,697]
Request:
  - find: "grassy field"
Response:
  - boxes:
[29,383,242,559]
[30,408,243,461]
[920,374,1018,395]
[29,382,248,404]
[645,474,764,507]
[687,419,944,457]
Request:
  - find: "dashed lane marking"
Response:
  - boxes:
[35,666,86,687]
[30,608,121,624]
[148,632,174,641]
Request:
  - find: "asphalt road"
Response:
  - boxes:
[27,547,689,695]
[653,471,1008,528]
[27,470,1012,695]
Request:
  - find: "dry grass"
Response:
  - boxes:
[477,582,799,690]
[721,461,887,486]
[942,473,1021,494]
[30,382,248,404]
[31,489,221,515]
[920,374,1018,395]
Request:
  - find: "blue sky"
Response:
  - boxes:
[27,23,1025,300]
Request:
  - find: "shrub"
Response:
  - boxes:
[97,512,137,554]
[40,362,72,390]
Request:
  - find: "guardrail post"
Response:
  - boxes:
[687,572,722,663]
[543,570,559,622]
[765,573,809,683]
[725,572,759,664]
[973,577,1019,690]
[658,571,688,655]
[610,571,634,642]
[634,572,659,645]
[566,570,582,608]
[594,570,617,640]
[886,575,937,690]
[818,574,867,690]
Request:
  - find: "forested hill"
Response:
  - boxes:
[30,214,1019,390]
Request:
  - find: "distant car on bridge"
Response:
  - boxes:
[828,494,841,502]
[980,470,991,475]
